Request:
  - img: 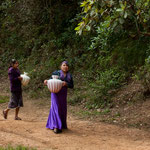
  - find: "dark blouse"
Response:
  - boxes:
[51,70,74,89]
[8,67,22,92]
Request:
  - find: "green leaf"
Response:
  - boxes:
[86,25,91,31]
[78,29,83,35]
[90,10,95,16]
[99,8,104,14]
[124,11,128,18]
[136,9,141,15]
[75,26,80,31]
[116,8,122,12]
[80,1,88,7]
[144,2,148,6]
[143,19,147,22]
[119,18,124,24]
[89,0,94,5]
[112,21,118,29]
[78,21,84,25]
[84,6,89,13]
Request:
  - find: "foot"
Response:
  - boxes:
[15,117,22,120]
[3,110,7,119]
[53,128,62,134]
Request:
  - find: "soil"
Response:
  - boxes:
[0,78,150,150]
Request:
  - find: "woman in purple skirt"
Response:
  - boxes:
[3,59,23,120]
[44,61,74,134]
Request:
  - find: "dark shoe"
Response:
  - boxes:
[3,110,7,119]
[54,128,62,134]
[15,117,22,120]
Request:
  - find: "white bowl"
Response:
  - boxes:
[52,75,59,79]
[47,79,63,93]
[21,72,30,86]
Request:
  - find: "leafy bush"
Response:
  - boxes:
[135,56,150,95]
[85,67,127,108]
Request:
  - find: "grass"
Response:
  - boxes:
[70,107,111,119]
[0,95,9,104]
[0,145,36,150]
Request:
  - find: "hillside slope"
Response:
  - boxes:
[0,78,150,150]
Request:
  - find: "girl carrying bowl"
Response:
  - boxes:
[44,61,74,133]
[3,59,23,120]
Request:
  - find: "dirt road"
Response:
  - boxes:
[0,85,150,149]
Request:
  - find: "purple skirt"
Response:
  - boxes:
[46,86,67,130]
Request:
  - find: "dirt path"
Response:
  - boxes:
[0,83,150,150]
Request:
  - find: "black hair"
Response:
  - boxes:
[9,59,17,68]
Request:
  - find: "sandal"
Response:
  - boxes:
[15,117,22,120]
[3,110,7,119]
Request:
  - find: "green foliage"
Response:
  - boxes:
[89,22,113,51]
[1,0,150,111]
[75,0,150,36]
[111,36,150,69]
[85,67,127,108]
[68,95,83,106]
[135,55,150,93]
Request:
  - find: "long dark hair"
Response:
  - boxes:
[9,59,17,68]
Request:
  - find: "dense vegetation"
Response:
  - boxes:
[1,0,150,109]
